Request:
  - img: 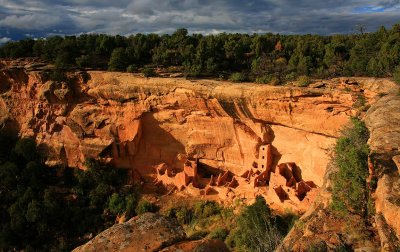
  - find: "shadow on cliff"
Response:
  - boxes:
[133,112,186,175]
[271,145,282,172]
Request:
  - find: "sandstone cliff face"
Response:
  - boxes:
[0,64,356,210]
[1,61,395,214]
[64,72,352,185]
[279,90,400,251]
[365,95,400,249]
[2,61,399,250]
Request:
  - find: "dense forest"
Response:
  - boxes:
[1,25,400,83]
[0,134,146,251]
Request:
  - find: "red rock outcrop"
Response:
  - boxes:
[3,60,400,249]
[0,60,376,214]
[365,95,400,244]
[278,85,400,251]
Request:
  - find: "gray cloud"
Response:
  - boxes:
[0,14,60,30]
[0,0,399,40]
[0,36,11,44]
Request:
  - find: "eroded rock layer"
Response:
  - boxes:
[4,61,396,213]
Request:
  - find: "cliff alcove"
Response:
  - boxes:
[0,60,398,216]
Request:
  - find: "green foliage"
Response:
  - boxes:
[229,72,247,82]
[2,25,400,79]
[255,74,273,84]
[0,134,140,251]
[193,201,222,219]
[48,69,68,82]
[142,67,157,77]
[296,75,311,87]
[13,138,37,162]
[108,193,127,215]
[188,230,209,240]
[284,72,297,81]
[108,47,128,71]
[165,200,232,242]
[229,196,283,252]
[353,95,366,108]
[165,206,194,225]
[135,199,158,215]
[184,63,202,79]
[208,227,228,240]
[393,65,400,85]
[331,118,370,216]
[76,55,91,68]
[126,64,138,73]
[353,95,369,112]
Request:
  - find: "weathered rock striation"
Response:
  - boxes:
[1,60,397,206]
[365,95,400,248]
[2,60,399,250]
[0,62,359,212]
[278,90,400,251]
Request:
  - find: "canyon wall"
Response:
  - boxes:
[3,60,400,250]
[3,61,397,213]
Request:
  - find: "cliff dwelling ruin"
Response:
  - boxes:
[0,65,357,213]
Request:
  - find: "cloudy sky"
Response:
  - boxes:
[0,0,399,43]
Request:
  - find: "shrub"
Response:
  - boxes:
[14,138,37,162]
[208,227,228,240]
[165,206,193,225]
[188,230,208,240]
[108,48,128,71]
[231,196,283,251]
[75,55,91,68]
[297,75,311,87]
[48,69,67,82]
[284,72,296,81]
[135,199,158,215]
[125,193,139,216]
[393,65,400,85]
[353,95,366,109]
[126,64,137,73]
[108,193,126,215]
[255,74,273,84]
[142,67,157,77]
[184,63,201,79]
[278,210,299,233]
[193,201,221,219]
[0,134,141,251]
[331,117,370,216]
[229,72,247,83]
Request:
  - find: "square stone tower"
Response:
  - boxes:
[258,144,273,171]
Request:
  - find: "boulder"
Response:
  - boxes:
[73,213,186,252]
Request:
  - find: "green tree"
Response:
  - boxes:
[232,196,283,251]
[331,118,370,216]
[108,193,126,215]
[14,138,37,162]
[108,47,128,71]
[135,199,158,215]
